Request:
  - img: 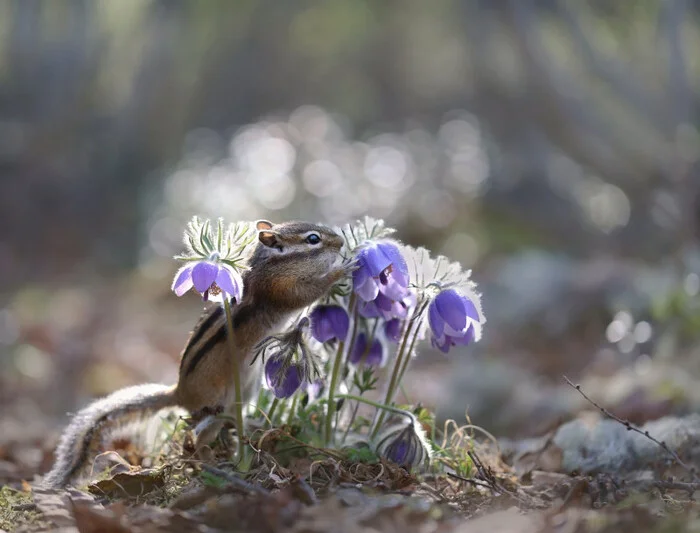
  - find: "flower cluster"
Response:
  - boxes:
[170,215,486,471]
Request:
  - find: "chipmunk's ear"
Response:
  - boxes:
[255,220,274,231]
[258,230,280,249]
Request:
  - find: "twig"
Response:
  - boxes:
[563,375,699,482]
[447,472,494,490]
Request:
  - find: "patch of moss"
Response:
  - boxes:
[0,485,42,531]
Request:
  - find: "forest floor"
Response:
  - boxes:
[2,279,700,532]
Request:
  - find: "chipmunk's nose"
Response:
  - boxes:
[330,234,344,250]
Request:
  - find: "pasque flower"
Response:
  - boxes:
[376,420,431,468]
[428,288,481,353]
[353,241,409,306]
[172,255,243,302]
[309,305,350,343]
[265,355,305,399]
[348,332,385,367]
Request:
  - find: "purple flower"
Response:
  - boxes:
[384,319,403,343]
[353,241,409,304]
[376,422,430,468]
[348,332,384,367]
[265,355,304,399]
[172,259,243,302]
[309,305,350,343]
[428,289,480,354]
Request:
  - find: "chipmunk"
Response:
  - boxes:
[43,220,347,488]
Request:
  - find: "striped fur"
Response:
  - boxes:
[42,383,177,488]
[44,220,346,488]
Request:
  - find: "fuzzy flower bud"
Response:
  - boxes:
[375,420,431,469]
[265,355,304,399]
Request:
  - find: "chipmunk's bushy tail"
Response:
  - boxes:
[43,383,178,488]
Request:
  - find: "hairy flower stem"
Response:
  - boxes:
[325,294,356,446]
[395,320,423,399]
[335,394,415,424]
[286,394,298,426]
[370,317,415,439]
[223,298,246,465]
[266,398,279,426]
[341,397,361,445]
[341,319,379,445]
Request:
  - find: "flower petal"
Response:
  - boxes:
[355,276,380,302]
[462,297,480,323]
[171,264,194,296]
[431,334,451,354]
[380,274,409,301]
[384,319,402,343]
[349,333,384,367]
[358,300,381,318]
[215,264,242,300]
[358,243,392,277]
[327,306,350,340]
[352,264,370,287]
[435,289,468,333]
[192,262,218,293]
[377,241,409,280]
[428,300,445,338]
[265,356,304,399]
[365,337,385,366]
[348,333,368,365]
[310,305,350,343]
[451,326,476,346]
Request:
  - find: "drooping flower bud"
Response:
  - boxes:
[264,355,305,399]
[428,288,481,353]
[375,420,431,469]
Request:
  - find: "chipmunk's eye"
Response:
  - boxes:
[306,233,321,245]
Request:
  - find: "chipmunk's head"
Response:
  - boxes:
[249,219,344,270]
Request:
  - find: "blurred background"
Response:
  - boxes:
[2,0,700,479]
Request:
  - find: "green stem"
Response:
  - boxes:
[286,394,298,426]
[341,395,361,445]
[325,293,356,446]
[324,343,346,446]
[370,317,414,439]
[335,394,415,423]
[223,298,246,465]
[266,398,279,426]
[395,320,422,400]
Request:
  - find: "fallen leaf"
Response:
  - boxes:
[87,467,167,500]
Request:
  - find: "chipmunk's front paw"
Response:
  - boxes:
[340,257,359,277]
